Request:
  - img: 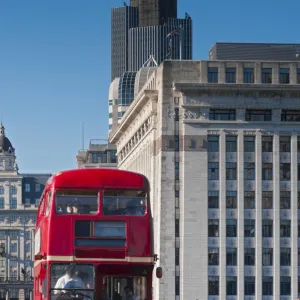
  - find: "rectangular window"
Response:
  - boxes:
[226,248,237,266]
[208,191,219,209]
[10,243,17,253]
[262,136,273,152]
[35,184,41,192]
[208,67,218,83]
[208,220,219,237]
[280,248,291,266]
[297,68,300,84]
[208,136,219,152]
[262,163,273,180]
[10,197,17,209]
[245,248,255,266]
[280,191,290,209]
[226,276,237,295]
[262,192,273,209]
[91,153,98,163]
[94,221,126,238]
[0,198,4,209]
[226,191,237,209]
[226,136,237,152]
[225,68,236,83]
[103,190,145,216]
[262,276,273,295]
[226,162,237,180]
[281,110,300,122]
[245,276,255,295]
[280,219,291,237]
[25,243,31,253]
[244,68,254,83]
[208,162,219,180]
[280,164,291,181]
[25,184,30,192]
[56,190,99,215]
[262,248,273,266]
[280,136,291,152]
[244,219,255,237]
[209,109,236,121]
[262,219,273,237]
[208,276,219,295]
[280,276,291,296]
[279,68,290,84]
[10,231,18,240]
[25,198,30,205]
[262,68,272,83]
[244,163,255,180]
[244,191,255,209]
[208,248,219,265]
[244,136,255,152]
[245,110,272,121]
[226,219,237,237]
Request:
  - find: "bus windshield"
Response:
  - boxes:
[103,276,147,300]
[102,190,146,216]
[50,263,94,300]
[55,190,98,215]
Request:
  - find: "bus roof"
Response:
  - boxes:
[46,168,149,190]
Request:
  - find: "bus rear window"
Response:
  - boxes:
[55,190,98,215]
[103,190,146,216]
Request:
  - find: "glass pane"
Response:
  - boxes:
[55,190,98,215]
[94,221,126,238]
[50,263,94,299]
[103,190,146,216]
[103,276,147,300]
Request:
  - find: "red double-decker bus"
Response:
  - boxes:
[33,168,161,300]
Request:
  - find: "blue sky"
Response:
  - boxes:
[0,0,299,174]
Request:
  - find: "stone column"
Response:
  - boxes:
[272,133,280,299]
[200,61,208,83]
[254,63,261,84]
[219,130,226,299]
[218,63,225,84]
[290,63,298,85]
[237,131,244,300]
[291,133,298,299]
[272,64,279,85]
[236,62,244,84]
[255,131,263,298]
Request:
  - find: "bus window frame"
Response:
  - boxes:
[45,190,52,216]
[101,189,148,217]
[53,189,100,216]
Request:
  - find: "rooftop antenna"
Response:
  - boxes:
[81,123,85,150]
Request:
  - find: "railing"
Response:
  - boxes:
[0,277,33,283]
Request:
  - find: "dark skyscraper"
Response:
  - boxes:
[111,0,192,82]
[130,0,177,26]
[111,6,138,81]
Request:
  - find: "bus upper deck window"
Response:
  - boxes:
[102,190,146,216]
[55,190,98,215]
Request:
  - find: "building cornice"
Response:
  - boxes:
[110,90,158,144]
[173,82,300,94]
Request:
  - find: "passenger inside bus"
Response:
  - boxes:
[55,190,98,215]
[54,266,85,294]
[103,190,146,216]
[51,264,95,299]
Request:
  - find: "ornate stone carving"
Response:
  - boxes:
[183,109,201,119]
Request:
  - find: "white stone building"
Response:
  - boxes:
[76,139,117,169]
[0,123,51,300]
[110,59,300,300]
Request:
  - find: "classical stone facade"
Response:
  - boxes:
[0,123,51,300]
[110,60,300,300]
